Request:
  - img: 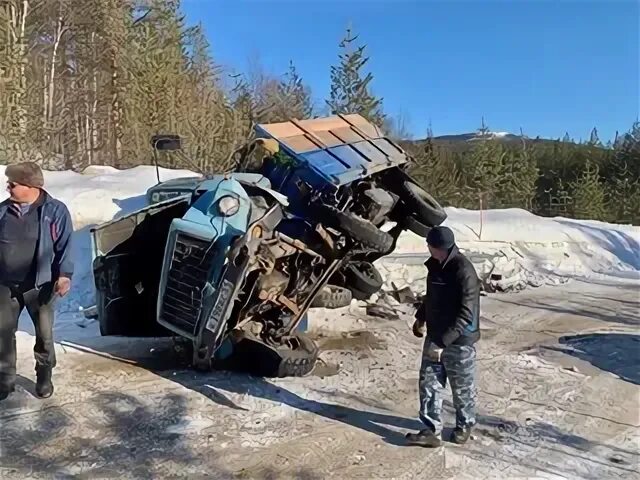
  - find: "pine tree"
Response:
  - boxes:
[607,159,640,224]
[273,60,313,120]
[569,159,608,220]
[477,117,491,138]
[408,135,461,206]
[426,120,434,139]
[326,26,386,127]
[614,120,640,178]
[606,121,640,223]
[588,127,601,147]
[462,120,507,209]
[499,138,539,210]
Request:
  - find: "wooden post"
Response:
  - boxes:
[478,193,485,240]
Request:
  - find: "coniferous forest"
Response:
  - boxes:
[1,1,638,224]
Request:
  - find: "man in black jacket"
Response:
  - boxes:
[406,226,480,447]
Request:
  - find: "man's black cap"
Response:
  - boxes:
[426,226,455,249]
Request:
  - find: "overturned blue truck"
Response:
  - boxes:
[89,114,446,377]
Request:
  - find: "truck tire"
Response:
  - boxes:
[349,286,373,301]
[311,285,353,309]
[397,181,447,227]
[345,261,383,296]
[315,205,394,253]
[223,332,319,378]
[276,333,319,377]
[403,215,432,238]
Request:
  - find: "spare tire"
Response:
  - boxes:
[311,285,352,309]
[314,205,394,253]
[345,261,383,295]
[397,181,447,227]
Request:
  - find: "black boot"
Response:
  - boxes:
[405,428,442,447]
[450,426,472,444]
[0,384,15,401]
[35,368,54,398]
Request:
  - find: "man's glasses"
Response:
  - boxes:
[7,182,18,189]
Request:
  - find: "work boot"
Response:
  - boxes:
[0,384,15,401]
[450,426,472,444]
[35,368,54,398]
[405,428,442,447]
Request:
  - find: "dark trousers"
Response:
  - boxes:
[0,283,56,389]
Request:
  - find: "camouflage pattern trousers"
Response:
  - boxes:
[418,339,477,435]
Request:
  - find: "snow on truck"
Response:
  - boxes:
[89,114,447,377]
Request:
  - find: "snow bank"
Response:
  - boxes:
[0,164,196,228]
[2,165,638,335]
[389,207,640,292]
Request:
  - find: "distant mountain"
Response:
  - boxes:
[396,129,615,156]
[432,131,522,143]
[406,130,538,153]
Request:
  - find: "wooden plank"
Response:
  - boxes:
[328,126,364,144]
[337,113,390,160]
[282,135,321,153]
[289,118,351,168]
[340,113,384,137]
[259,121,305,139]
[314,130,346,148]
[296,116,351,133]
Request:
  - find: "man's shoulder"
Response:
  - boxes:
[450,251,478,276]
[43,194,69,211]
[0,199,11,218]
[42,195,72,221]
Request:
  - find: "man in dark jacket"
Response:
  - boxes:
[0,162,74,400]
[406,226,480,447]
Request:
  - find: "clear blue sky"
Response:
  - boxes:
[181,0,639,142]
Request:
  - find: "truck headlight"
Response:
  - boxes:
[217,195,240,216]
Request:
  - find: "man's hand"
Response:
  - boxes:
[55,276,71,297]
[412,319,426,338]
[424,341,443,362]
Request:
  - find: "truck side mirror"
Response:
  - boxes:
[151,134,182,151]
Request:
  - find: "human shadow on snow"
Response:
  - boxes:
[0,390,222,479]
[0,386,323,479]
[197,373,425,447]
[56,335,434,448]
[185,373,638,474]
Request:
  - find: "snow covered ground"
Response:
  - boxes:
[1,165,639,479]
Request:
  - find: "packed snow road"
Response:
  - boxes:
[1,280,638,479]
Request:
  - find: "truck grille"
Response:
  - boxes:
[160,232,218,335]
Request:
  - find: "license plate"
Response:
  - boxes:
[206,279,234,333]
